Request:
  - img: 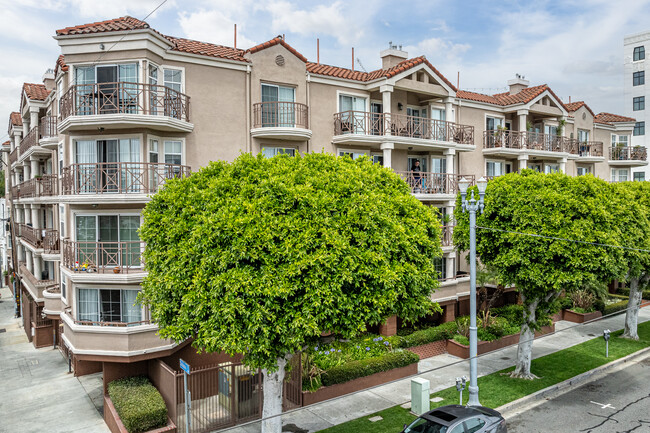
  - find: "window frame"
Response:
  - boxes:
[76,287,143,324]
[633,46,645,61]
[634,172,646,182]
[633,71,645,86]
[260,146,297,158]
[633,96,645,111]
[634,121,645,136]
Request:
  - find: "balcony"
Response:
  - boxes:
[62,240,145,275]
[60,162,190,201]
[608,146,649,167]
[39,115,58,149]
[333,111,474,149]
[43,286,62,318]
[395,172,475,198]
[483,130,604,160]
[61,311,175,359]
[12,175,58,200]
[251,102,311,140]
[43,229,60,254]
[9,148,17,166]
[58,82,193,133]
[19,262,57,301]
[441,225,454,247]
[17,223,43,249]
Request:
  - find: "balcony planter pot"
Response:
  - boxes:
[561,309,602,324]
[113,267,121,274]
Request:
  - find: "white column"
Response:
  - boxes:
[443,149,455,175]
[446,200,455,223]
[14,132,22,155]
[559,157,567,174]
[518,155,529,172]
[24,164,31,180]
[380,84,393,138]
[33,256,42,281]
[445,100,453,122]
[29,109,39,132]
[26,250,33,273]
[30,159,39,179]
[445,254,455,280]
[31,205,40,229]
[18,245,25,262]
[24,206,31,225]
[518,110,528,132]
[380,143,393,169]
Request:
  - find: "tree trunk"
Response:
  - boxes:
[510,299,540,379]
[623,277,642,340]
[261,356,287,433]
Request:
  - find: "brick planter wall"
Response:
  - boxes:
[562,310,602,324]
[406,340,448,359]
[302,362,418,406]
[104,395,176,433]
[446,324,555,359]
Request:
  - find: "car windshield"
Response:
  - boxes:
[404,417,448,433]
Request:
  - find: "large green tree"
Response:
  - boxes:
[455,171,624,379]
[139,153,442,432]
[611,181,650,340]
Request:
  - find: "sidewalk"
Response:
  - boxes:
[224,306,650,433]
[0,286,109,433]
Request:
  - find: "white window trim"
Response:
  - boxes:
[160,64,186,92]
[485,158,506,177]
[336,90,370,112]
[72,212,142,243]
[74,285,145,323]
[259,145,298,157]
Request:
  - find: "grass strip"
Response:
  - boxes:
[318,321,650,433]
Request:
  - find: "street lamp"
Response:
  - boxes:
[458,176,488,407]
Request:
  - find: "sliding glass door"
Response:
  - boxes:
[78,288,141,324]
[74,139,140,193]
[75,215,141,270]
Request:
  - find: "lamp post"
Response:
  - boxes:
[458,176,488,407]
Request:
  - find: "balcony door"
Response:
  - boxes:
[262,84,295,127]
[75,139,140,193]
[486,117,504,147]
[75,64,138,115]
[339,95,366,134]
[78,288,141,324]
[75,215,141,270]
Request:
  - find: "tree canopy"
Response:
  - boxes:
[454,170,625,377]
[139,153,442,370]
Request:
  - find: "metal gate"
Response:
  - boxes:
[176,362,262,433]
[283,353,303,410]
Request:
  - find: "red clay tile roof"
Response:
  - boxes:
[246,37,308,63]
[594,112,636,124]
[23,83,51,101]
[10,112,22,126]
[457,84,567,110]
[565,101,595,117]
[55,55,68,74]
[164,36,247,62]
[307,56,457,91]
[56,16,149,35]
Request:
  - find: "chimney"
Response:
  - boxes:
[507,74,529,95]
[380,41,408,69]
[42,68,55,91]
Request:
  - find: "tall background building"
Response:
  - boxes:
[625,30,650,181]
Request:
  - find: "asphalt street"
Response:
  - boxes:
[507,354,650,433]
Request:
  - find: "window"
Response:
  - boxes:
[578,129,590,143]
[338,150,367,160]
[164,141,182,165]
[371,154,384,165]
[634,172,646,182]
[163,69,182,92]
[77,288,141,324]
[431,157,447,174]
[261,83,296,127]
[633,46,645,61]
[633,71,645,86]
[486,161,504,177]
[633,96,645,111]
[612,168,630,182]
[634,121,645,136]
[59,205,65,238]
[61,277,67,301]
[261,147,296,158]
[434,257,446,280]
[612,134,629,147]
[338,94,367,134]
[545,164,560,174]
[58,142,64,173]
[463,417,486,433]
[577,166,591,176]
[75,215,141,269]
[149,140,159,163]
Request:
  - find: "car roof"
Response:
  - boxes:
[421,405,494,426]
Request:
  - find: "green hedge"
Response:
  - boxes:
[491,304,525,326]
[108,376,167,433]
[393,321,457,348]
[321,350,419,387]
[617,287,650,300]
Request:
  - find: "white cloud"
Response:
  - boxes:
[178,9,256,48]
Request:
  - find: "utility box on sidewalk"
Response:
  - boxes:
[411,378,430,416]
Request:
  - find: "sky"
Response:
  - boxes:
[2,0,650,140]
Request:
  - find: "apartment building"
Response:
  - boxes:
[2,15,641,429]
[625,30,650,181]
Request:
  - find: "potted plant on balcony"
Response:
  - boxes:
[493,125,507,147]
[113,266,121,274]
[34,175,42,180]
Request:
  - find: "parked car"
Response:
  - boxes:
[401,405,507,433]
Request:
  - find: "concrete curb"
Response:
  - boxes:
[497,345,650,418]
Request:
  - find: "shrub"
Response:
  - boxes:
[108,376,167,433]
[570,289,596,312]
[477,328,498,341]
[617,287,650,300]
[603,295,630,316]
[485,316,509,338]
[394,321,457,348]
[320,350,419,387]
[452,334,469,345]
[491,304,524,326]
